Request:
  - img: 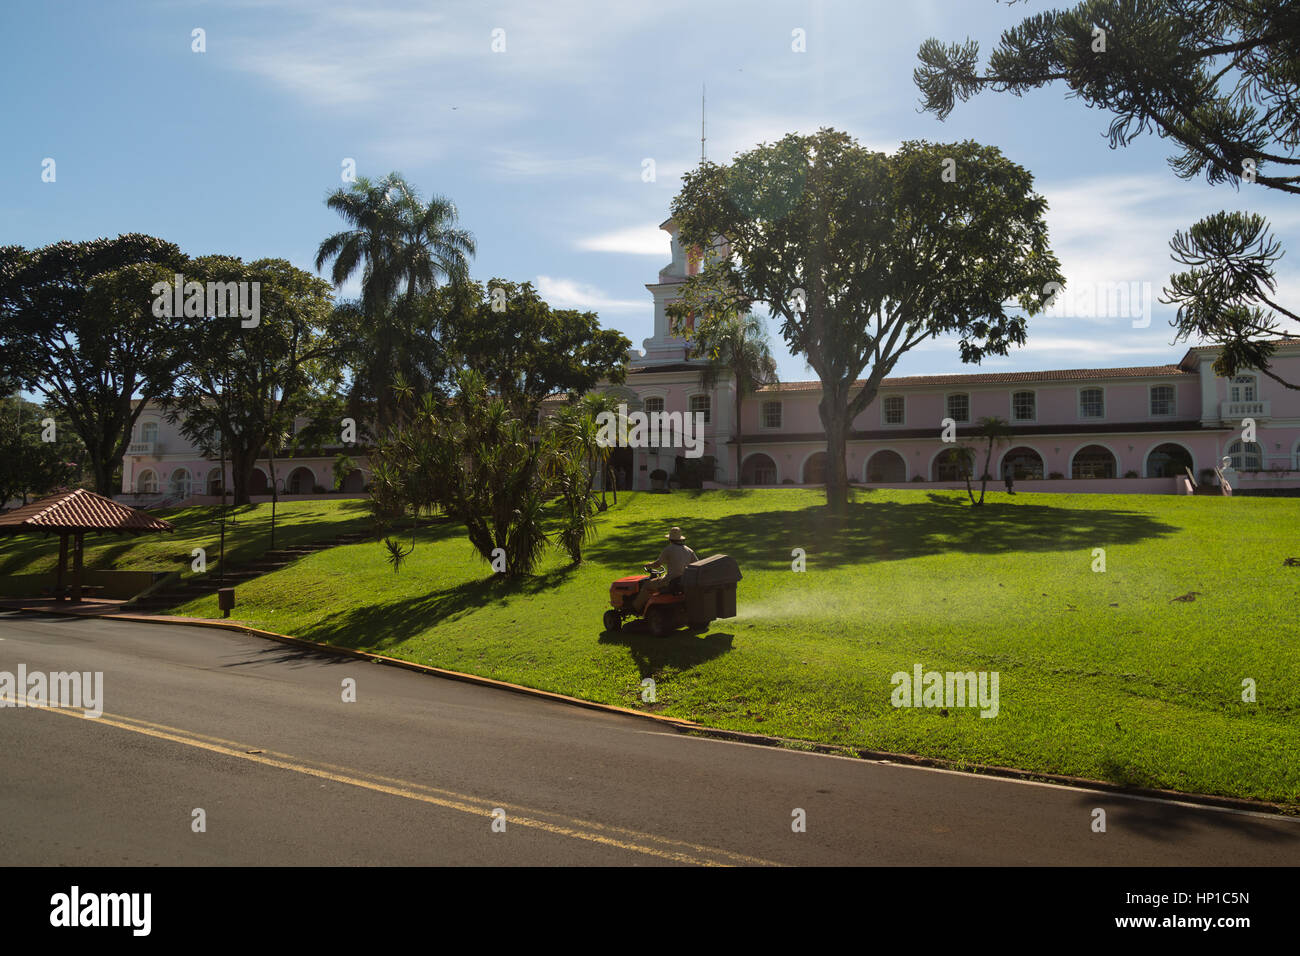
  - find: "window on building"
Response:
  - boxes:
[141,421,158,444]
[1012,391,1036,421]
[1149,385,1176,416]
[946,393,970,423]
[137,470,157,494]
[882,396,905,425]
[689,394,711,424]
[761,401,782,429]
[642,397,664,449]
[1229,374,1257,402]
[1227,439,1263,471]
[1079,388,1105,418]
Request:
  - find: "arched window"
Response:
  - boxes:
[137,470,157,494]
[803,452,828,484]
[168,468,190,497]
[741,453,778,486]
[934,447,975,481]
[865,450,907,483]
[1002,447,1044,480]
[1072,445,1116,479]
[1227,439,1263,471]
[1146,443,1193,478]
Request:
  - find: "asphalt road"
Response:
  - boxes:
[1,610,1296,866]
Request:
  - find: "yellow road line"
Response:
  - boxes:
[7,697,783,866]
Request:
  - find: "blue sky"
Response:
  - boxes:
[3,0,1296,384]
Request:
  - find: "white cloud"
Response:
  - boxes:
[574,225,668,256]
[535,275,644,312]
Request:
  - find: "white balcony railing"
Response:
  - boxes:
[127,441,159,456]
[1221,400,1269,421]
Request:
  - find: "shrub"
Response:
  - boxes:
[1048,472,1064,480]
[910,474,925,482]
[649,468,668,481]
[782,478,795,485]
[1124,470,1140,478]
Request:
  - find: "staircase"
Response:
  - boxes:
[127,530,375,613]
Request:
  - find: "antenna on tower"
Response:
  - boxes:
[701,83,707,164]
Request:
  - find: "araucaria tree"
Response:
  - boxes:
[915,0,1300,387]
[670,128,1063,511]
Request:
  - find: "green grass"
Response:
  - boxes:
[5,489,1295,803]
[152,489,1300,805]
[0,499,373,579]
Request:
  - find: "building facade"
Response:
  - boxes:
[117,218,1300,502]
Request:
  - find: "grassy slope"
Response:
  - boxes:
[0,500,372,583]
[166,489,1299,804]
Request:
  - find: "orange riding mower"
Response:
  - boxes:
[604,554,742,637]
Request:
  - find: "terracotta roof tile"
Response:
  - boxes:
[0,488,175,534]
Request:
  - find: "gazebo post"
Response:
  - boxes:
[57,533,68,602]
[72,531,85,602]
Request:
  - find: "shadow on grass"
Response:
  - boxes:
[584,498,1178,571]
[598,623,735,678]
[299,565,580,653]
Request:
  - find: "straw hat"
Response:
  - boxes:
[664,526,686,542]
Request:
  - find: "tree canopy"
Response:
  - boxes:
[670,128,1063,510]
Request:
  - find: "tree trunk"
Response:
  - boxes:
[819,394,851,513]
[230,446,256,505]
[979,439,993,505]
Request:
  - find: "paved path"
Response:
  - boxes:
[2,610,1295,865]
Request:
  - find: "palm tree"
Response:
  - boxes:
[692,313,778,487]
[315,172,475,431]
[973,415,1013,505]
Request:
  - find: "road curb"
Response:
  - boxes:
[7,602,1296,816]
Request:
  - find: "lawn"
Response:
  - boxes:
[153,488,1300,805]
[0,499,373,586]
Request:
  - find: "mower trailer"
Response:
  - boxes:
[604,553,742,637]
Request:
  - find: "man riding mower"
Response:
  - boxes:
[604,526,742,637]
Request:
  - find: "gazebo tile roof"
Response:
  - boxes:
[0,488,174,534]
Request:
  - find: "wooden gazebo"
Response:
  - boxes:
[0,488,174,602]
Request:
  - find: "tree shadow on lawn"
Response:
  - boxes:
[300,566,579,653]
[598,622,735,679]
[586,498,1178,571]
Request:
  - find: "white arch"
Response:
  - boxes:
[996,444,1047,478]
[863,447,908,483]
[740,451,780,485]
[167,467,191,497]
[1068,441,1121,478]
[927,445,974,481]
[1142,440,1195,478]
[798,449,828,485]
[136,469,157,494]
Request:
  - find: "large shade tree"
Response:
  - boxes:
[670,129,1063,511]
[915,0,1300,387]
[161,257,337,504]
[0,235,188,495]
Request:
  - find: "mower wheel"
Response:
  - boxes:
[603,610,621,632]
[648,608,672,638]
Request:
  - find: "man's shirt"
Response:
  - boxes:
[657,542,698,579]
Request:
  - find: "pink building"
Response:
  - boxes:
[605,220,1300,495]
[118,217,1300,500]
